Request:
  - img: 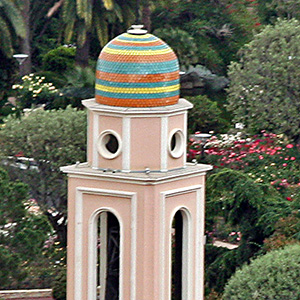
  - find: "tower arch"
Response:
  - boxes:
[89,208,123,300]
[170,207,192,300]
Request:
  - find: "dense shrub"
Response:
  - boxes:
[223,244,300,299]
[187,95,229,134]
[52,266,66,300]
[12,74,60,109]
[0,107,87,246]
[202,132,300,200]
[42,46,76,72]
[227,19,300,142]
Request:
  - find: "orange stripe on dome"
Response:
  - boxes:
[111,40,165,47]
[95,95,179,107]
[99,52,177,63]
[96,70,179,83]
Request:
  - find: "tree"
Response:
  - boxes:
[61,0,135,67]
[223,244,300,300]
[0,167,52,288]
[227,19,300,142]
[151,0,260,75]
[187,95,229,134]
[267,0,300,20]
[0,107,87,246]
[13,0,62,74]
[205,168,290,293]
[0,0,26,57]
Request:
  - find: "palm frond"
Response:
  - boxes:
[0,0,26,38]
[84,0,93,29]
[64,19,75,43]
[120,3,135,27]
[76,0,86,20]
[62,0,76,23]
[0,17,13,56]
[112,2,123,22]
[77,22,87,47]
[94,13,108,47]
[102,0,114,10]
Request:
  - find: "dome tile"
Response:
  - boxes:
[95,27,180,107]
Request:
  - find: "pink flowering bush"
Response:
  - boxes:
[190,131,300,202]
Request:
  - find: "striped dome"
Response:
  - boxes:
[95,27,180,107]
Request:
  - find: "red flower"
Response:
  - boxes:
[290,157,296,161]
[286,197,292,201]
[286,144,294,148]
[15,151,24,157]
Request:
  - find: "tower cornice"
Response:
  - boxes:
[61,163,212,185]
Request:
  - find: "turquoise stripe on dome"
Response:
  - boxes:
[116,35,158,42]
[107,44,168,51]
[97,59,179,74]
[96,90,179,99]
[96,78,179,88]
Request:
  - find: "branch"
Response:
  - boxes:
[47,0,64,18]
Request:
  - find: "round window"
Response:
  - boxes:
[168,129,184,158]
[97,130,122,159]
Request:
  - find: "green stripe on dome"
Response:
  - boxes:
[116,35,158,42]
[96,60,179,74]
[95,90,179,99]
[106,44,169,51]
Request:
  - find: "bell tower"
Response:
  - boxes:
[62,25,212,300]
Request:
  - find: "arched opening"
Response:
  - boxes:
[97,211,120,300]
[171,209,190,300]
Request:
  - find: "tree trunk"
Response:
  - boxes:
[45,211,68,247]
[75,32,91,68]
[19,0,32,75]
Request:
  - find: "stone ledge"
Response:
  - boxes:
[0,289,53,300]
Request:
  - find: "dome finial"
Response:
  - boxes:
[127,24,148,35]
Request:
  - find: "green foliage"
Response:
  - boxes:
[204,132,300,199]
[205,168,291,293]
[267,0,300,19]
[0,107,87,246]
[0,0,26,57]
[227,19,300,142]
[0,52,16,101]
[12,74,60,110]
[0,167,53,288]
[153,28,198,68]
[222,244,300,299]
[62,0,135,49]
[263,212,300,251]
[151,0,259,74]
[42,46,76,72]
[205,243,254,294]
[187,95,229,134]
[207,168,290,240]
[0,246,26,287]
[52,265,66,300]
[59,66,95,107]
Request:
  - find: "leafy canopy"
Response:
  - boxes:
[227,18,300,142]
[0,167,51,288]
[0,107,87,246]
